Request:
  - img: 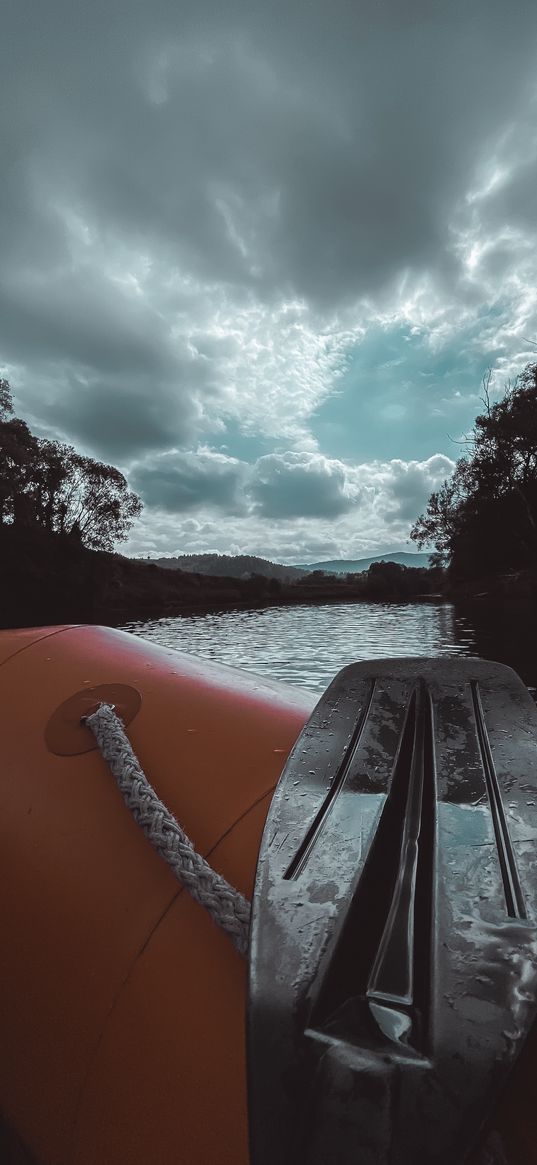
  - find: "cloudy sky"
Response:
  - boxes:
[2,0,537,563]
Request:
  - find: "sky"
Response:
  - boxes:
[2,0,537,564]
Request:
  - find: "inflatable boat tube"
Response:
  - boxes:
[0,624,315,1165]
[2,625,537,1165]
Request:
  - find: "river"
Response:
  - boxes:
[120,599,537,696]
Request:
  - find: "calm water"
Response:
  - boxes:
[118,600,537,696]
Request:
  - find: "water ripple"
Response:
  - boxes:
[120,601,478,695]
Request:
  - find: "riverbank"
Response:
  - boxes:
[3,525,534,632]
[0,525,253,627]
[447,569,537,604]
[0,526,445,628]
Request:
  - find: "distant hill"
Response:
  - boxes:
[150,550,433,578]
[151,553,305,581]
[297,551,433,574]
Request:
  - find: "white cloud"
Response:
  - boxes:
[124,450,456,560]
[249,451,358,518]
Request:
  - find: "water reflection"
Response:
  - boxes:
[456,599,537,692]
[120,601,478,695]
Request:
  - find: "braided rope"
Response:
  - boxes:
[85,703,251,957]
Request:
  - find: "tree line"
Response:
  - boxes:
[3,360,536,576]
[0,380,142,551]
[411,361,537,581]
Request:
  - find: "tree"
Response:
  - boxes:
[411,363,537,578]
[0,380,143,549]
[0,379,14,420]
[49,446,143,550]
[0,416,41,526]
[470,364,537,553]
[409,462,473,568]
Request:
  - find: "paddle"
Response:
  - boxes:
[247,657,537,1164]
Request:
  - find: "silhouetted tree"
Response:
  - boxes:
[411,363,537,578]
[0,416,40,526]
[0,380,142,549]
[0,379,14,420]
[52,447,143,550]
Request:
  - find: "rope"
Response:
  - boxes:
[84,702,251,957]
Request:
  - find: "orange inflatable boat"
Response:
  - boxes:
[1,624,537,1165]
[0,624,314,1165]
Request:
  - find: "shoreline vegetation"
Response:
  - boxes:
[1,361,536,631]
[1,524,535,631]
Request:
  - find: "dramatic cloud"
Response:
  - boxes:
[2,0,537,557]
[378,455,457,522]
[249,452,357,518]
[130,448,360,519]
[130,448,247,512]
[124,451,456,562]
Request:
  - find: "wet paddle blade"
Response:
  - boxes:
[247,657,537,1165]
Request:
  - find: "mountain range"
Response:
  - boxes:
[151,553,304,580]
[151,550,432,578]
[297,551,432,573]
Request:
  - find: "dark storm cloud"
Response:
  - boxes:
[2,0,537,469]
[0,264,175,375]
[482,155,537,237]
[42,378,202,461]
[130,449,247,512]
[3,1,537,307]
